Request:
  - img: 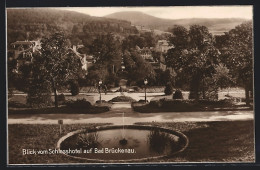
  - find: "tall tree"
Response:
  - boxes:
[29,32,83,107]
[220,22,253,105]
[126,50,156,86]
[166,25,220,100]
[86,33,122,86]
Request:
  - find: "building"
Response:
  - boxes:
[71,45,94,74]
[9,40,90,75]
[155,40,174,53]
[137,46,154,61]
[136,46,167,71]
[8,40,41,73]
[10,40,41,59]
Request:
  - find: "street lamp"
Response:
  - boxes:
[121,65,125,71]
[144,79,148,103]
[99,80,102,103]
[121,57,125,71]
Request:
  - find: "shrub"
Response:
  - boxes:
[110,96,136,102]
[173,89,183,99]
[161,99,196,109]
[96,100,107,104]
[138,99,148,103]
[65,99,91,108]
[149,100,162,107]
[164,83,174,95]
[70,81,80,96]
[57,93,66,104]
[198,99,234,106]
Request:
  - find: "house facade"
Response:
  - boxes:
[155,40,174,53]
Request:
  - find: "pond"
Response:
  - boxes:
[58,125,188,162]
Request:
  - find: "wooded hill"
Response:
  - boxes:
[105,11,250,34]
[7,8,138,46]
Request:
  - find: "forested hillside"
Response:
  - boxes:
[106,11,250,34]
[7,8,138,46]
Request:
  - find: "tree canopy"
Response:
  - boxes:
[166,25,220,99]
[217,21,253,104]
[27,32,83,107]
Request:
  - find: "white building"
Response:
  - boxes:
[155,40,174,53]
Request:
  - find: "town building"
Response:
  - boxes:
[155,40,174,53]
[72,45,94,74]
[136,46,154,61]
[136,46,167,71]
[8,41,90,74]
[10,40,41,59]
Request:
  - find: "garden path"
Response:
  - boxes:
[8,103,253,125]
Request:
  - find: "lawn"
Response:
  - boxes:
[136,120,255,162]
[8,120,254,164]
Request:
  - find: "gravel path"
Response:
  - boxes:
[8,103,253,125]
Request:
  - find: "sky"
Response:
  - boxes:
[59,6,253,20]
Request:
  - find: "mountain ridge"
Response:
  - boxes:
[105,11,251,34]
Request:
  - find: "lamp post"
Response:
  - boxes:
[144,79,148,103]
[121,65,125,71]
[121,57,125,71]
[99,80,102,103]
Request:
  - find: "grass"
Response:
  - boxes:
[8,120,254,164]
[8,124,111,164]
[136,120,255,162]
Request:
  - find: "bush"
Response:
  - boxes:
[96,100,107,104]
[57,93,66,104]
[65,99,91,108]
[149,100,163,107]
[173,89,183,99]
[70,81,80,96]
[110,96,136,102]
[161,99,196,109]
[198,99,234,107]
[164,83,174,95]
[138,99,148,103]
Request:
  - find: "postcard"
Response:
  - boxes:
[6,6,254,165]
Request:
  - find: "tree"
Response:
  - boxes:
[28,32,83,107]
[7,55,18,95]
[166,25,220,100]
[164,82,174,95]
[85,33,123,86]
[69,80,80,96]
[125,50,156,86]
[220,22,253,105]
[212,63,234,90]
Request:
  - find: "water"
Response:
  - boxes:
[60,127,186,161]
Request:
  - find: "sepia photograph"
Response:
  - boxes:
[6,6,254,165]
